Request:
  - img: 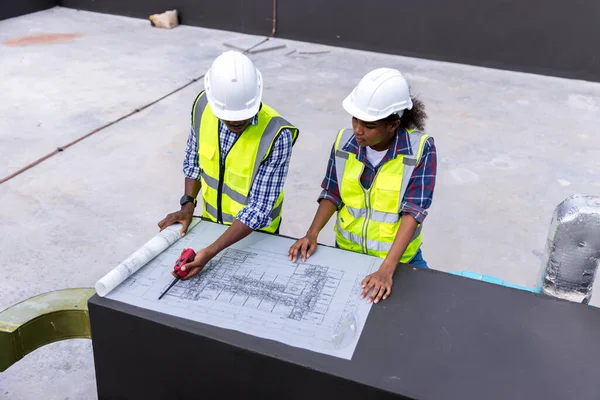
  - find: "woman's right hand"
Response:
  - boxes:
[288,234,318,263]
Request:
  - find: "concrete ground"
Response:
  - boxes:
[1,6,600,399]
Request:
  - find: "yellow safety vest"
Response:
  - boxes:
[191,91,299,233]
[333,128,430,262]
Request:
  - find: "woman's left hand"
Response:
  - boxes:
[360,266,394,304]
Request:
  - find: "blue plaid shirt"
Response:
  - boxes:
[183,114,294,230]
[318,128,437,224]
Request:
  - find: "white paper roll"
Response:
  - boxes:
[95,219,200,297]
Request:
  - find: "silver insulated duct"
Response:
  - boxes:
[539,194,600,304]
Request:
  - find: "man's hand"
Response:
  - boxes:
[176,248,215,280]
[288,234,318,263]
[360,264,395,304]
[158,203,194,236]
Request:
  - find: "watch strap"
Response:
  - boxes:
[180,195,197,207]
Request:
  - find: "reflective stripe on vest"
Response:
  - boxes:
[343,205,423,239]
[192,91,298,232]
[333,128,429,261]
[203,195,284,223]
[335,218,394,253]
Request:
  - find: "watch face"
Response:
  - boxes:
[180,195,194,206]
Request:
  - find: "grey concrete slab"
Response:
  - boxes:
[0,6,239,179]
[1,6,600,400]
[0,74,203,400]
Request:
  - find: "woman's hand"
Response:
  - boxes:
[360,264,395,304]
[288,234,318,263]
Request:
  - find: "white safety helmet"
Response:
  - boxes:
[342,68,413,122]
[204,51,263,121]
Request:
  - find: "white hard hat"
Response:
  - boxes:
[204,51,263,121]
[342,68,413,122]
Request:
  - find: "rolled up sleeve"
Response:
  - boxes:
[317,144,343,209]
[182,126,201,180]
[400,137,437,224]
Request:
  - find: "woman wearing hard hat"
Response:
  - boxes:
[288,68,437,304]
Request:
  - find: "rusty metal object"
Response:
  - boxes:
[0,288,95,372]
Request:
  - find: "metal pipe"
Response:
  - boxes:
[270,0,277,38]
[243,0,278,54]
[0,288,96,372]
[539,194,600,304]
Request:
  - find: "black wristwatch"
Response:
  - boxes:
[180,195,197,208]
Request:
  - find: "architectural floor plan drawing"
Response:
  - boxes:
[105,220,382,359]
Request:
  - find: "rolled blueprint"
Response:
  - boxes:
[539,194,600,304]
[95,219,200,297]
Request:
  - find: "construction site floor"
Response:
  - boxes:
[1,6,600,399]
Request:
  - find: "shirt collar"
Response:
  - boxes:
[343,127,413,163]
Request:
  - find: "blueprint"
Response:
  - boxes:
[104,219,382,359]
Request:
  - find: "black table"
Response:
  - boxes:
[89,262,600,399]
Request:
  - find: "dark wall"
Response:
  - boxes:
[278,0,600,82]
[59,0,272,36]
[0,0,57,21]
[60,0,600,82]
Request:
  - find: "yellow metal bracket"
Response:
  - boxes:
[0,288,95,372]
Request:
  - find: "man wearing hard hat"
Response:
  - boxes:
[289,68,437,304]
[159,51,299,279]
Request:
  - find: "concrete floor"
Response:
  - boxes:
[1,6,600,399]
